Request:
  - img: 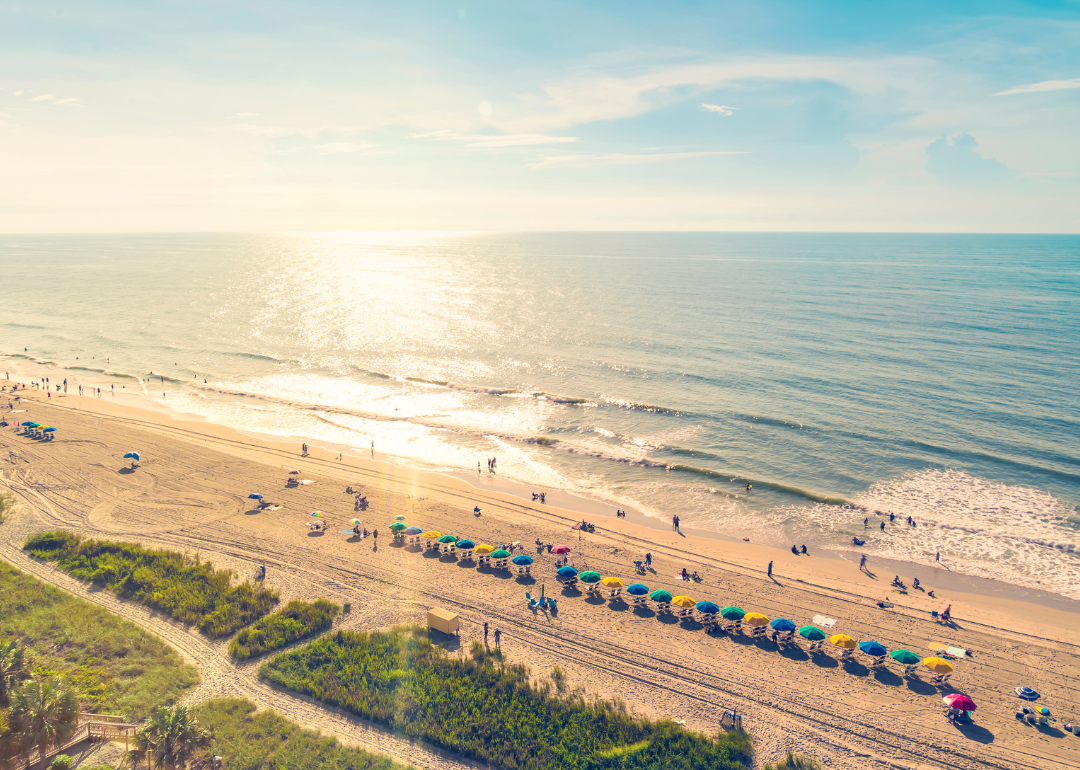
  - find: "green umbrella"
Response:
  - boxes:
[389,522,406,531]
[720,606,745,621]
[579,571,602,584]
[491,549,511,559]
[393,514,407,521]
[798,625,827,641]
[437,535,457,544]
[891,649,920,665]
[649,589,673,602]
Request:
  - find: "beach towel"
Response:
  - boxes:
[299,479,316,485]
[812,615,837,629]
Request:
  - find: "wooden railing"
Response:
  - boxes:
[7,713,137,770]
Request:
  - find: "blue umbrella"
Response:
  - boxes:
[696,600,720,614]
[556,566,578,579]
[248,493,264,500]
[123,452,140,460]
[859,640,888,657]
[512,554,534,565]
[626,583,649,596]
[43,427,57,432]
[770,618,797,633]
[456,539,475,550]
[404,526,423,535]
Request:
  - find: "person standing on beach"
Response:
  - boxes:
[493,628,501,649]
[645,552,652,568]
[483,622,489,646]
[767,561,773,578]
[672,515,677,531]
[880,521,885,532]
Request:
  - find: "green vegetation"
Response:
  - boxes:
[229,599,339,661]
[128,705,209,770]
[0,492,13,523]
[261,626,752,770]
[764,753,823,770]
[3,677,79,769]
[24,532,277,637]
[0,561,198,718]
[196,698,414,770]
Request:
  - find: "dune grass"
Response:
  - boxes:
[764,754,822,770]
[0,561,198,719]
[229,599,339,661]
[196,698,414,770]
[24,532,277,637]
[0,492,13,523]
[260,626,752,770]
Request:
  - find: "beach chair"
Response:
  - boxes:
[457,548,474,561]
[494,557,509,570]
[477,554,491,567]
[547,597,557,612]
[698,612,717,629]
[517,564,531,575]
[441,542,456,555]
[538,596,548,610]
[608,587,622,600]
[525,592,540,609]
[631,595,648,608]
[654,601,671,614]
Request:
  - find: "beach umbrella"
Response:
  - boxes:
[891,649,920,666]
[350,519,362,526]
[923,657,954,675]
[720,606,746,621]
[743,612,770,627]
[601,577,624,588]
[422,530,441,539]
[247,494,264,500]
[512,554,533,566]
[456,539,475,549]
[579,571,602,584]
[859,641,888,657]
[475,544,494,554]
[389,522,406,531]
[393,514,407,521]
[404,526,424,535]
[491,549,511,559]
[649,590,673,603]
[770,618,797,633]
[696,601,720,614]
[552,544,572,555]
[626,583,649,596]
[124,452,140,460]
[830,634,857,649]
[1038,707,1051,716]
[288,470,300,475]
[671,595,696,609]
[438,535,457,544]
[943,694,977,712]
[309,511,325,518]
[22,422,39,428]
[556,566,578,579]
[43,427,56,432]
[799,625,827,641]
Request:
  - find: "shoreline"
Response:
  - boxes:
[8,388,1079,623]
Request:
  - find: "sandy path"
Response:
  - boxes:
[2,400,1079,770]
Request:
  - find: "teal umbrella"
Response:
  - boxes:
[491,549,511,559]
[579,571,602,584]
[456,539,475,549]
[799,625,827,641]
[720,606,745,621]
[437,535,457,544]
[891,649,920,665]
[649,589,673,602]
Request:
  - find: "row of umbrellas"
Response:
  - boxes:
[20,422,57,432]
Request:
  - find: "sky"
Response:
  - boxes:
[1,0,1079,232]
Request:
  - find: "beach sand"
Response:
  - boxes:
[2,392,1079,769]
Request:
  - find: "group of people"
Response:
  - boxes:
[680,567,702,582]
[615,509,627,518]
[790,544,808,555]
[531,492,547,503]
[671,514,681,533]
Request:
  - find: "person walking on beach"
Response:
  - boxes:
[767,561,773,578]
[483,622,489,646]
[859,554,868,572]
[863,517,869,529]
[645,552,652,568]
[493,628,501,649]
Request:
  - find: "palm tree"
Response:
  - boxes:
[8,677,79,769]
[128,705,209,770]
[0,638,29,706]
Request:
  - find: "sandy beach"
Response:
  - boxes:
[2,391,1079,770]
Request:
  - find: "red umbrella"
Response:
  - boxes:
[552,544,572,555]
[943,694,976,711]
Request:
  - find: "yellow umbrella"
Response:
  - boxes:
[671,595,696,609]
[474,544,494,554]
[743,612,770,627]
[422,530,441,539]
[923,657,954,675]
[601,577,624,588]
[829,634,857,649]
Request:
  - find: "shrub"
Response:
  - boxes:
[23,532,277,637]
[229,600,339,660]
[0,492,13,523]
[260,626,753,770]
[764,753,823,770]
[49,755,74,770]
[0,561,198,718]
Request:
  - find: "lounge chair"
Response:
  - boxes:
[630,595,648,608]
[494,557,509,570]
[654,601,671,614]
[547,597,557,611]
[525,592,539,609]
[517,565,531,575]
[608,587,622,599]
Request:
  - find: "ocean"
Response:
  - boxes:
[3,232,1078,598]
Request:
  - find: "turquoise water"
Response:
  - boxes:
[2,232,1078,596]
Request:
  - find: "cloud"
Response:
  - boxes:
[30,94,57,102]
[52,98,79,106]
[996,77,1080,96]
[702,103,738,116]
[13,90,23,97]
[412,130,578,147]
[527,150,747,169]
[311,141,374,154]
[234,112,258,117]
[925,133,1016,183]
